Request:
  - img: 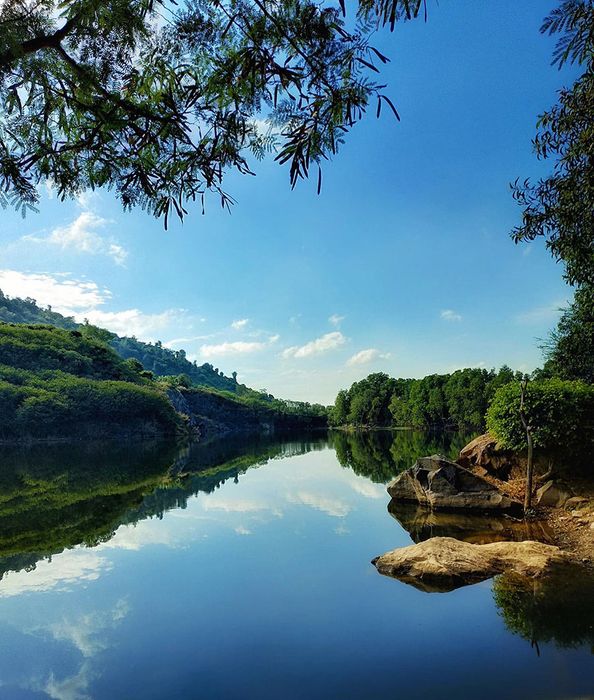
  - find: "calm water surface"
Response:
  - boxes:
[0,431,592,699]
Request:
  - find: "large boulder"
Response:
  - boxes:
[372,537,568,593]
[457,432,515,479]
[387,454,520,511]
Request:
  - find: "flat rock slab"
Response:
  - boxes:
[372,536,568,593]
[387,454,520,511]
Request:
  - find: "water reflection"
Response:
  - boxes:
[388,501,555,545]
[494,565,594,652]
[0,432,591,699]
[0,435,327,581]
[330,428,474,482]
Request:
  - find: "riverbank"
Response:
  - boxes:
[459,433,594,566]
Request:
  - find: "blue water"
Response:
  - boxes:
[0,434,591,699]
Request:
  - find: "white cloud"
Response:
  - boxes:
[346,348,391,367]
[231,318,249,330]
[349,480,385,499]
[200,332,278,359]
[234,526,252,535]
[286,491,350,518]
[200,340,268,358]
[24,212,128,266]
[440,309,462,322]
[79,308,187,342]
[328,314,345,328]
[0,550,111,598]
[282,331,346,359]
[45,660,94,700]
[514,299,568,325]
[0,269,110,315]
[47,599,129,658]
[0,269,191,342]
[201,498,271,513]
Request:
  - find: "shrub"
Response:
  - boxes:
[486,379,594,457]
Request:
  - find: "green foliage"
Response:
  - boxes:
[486,378,594,456]
[0,322,181,440]
[332,367,520,430]
[512,1,594,287]
[540,285,594,383]
[0,0,426,225]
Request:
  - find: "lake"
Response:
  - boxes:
[0,431,592,699]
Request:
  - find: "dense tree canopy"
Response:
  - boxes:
[0,0,427,225]
[512,0,594,286]
[330,367,521,430]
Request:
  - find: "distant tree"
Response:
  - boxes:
[0,0,427,226]
[511,0,594,287]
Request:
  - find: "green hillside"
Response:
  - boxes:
[0,323,181,441]
[0,289,244,393]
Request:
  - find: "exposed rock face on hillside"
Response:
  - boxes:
[372,537,568,592]
[387,455,521,511]
[168,387,326,441]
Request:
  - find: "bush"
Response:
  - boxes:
[486,379,594,457]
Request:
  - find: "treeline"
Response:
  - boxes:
[330,367,521,430]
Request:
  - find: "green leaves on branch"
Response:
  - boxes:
[512,1,594,287]
[0,0,428,225]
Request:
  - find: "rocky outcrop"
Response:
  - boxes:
[167,387,326,441]
[457,433,515,479]
[372,537,568,592]
[387,455,520,511]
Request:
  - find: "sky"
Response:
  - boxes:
[0,1,579,405]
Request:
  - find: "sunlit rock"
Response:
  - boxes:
[372,537,568,593]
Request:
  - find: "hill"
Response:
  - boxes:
[0,289,243,394]
[0,322,181,441]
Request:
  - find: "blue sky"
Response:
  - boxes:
[0,1,577,404]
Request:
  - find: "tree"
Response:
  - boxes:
[511,0,594,287]
[541,284,594,383]
[0,0,427,227]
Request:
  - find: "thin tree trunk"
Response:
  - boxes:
[519,377,534,514]
[524,429,534,512]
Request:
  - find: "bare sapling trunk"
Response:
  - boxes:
[519,377,534,514]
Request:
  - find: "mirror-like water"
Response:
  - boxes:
[0,431,592,699]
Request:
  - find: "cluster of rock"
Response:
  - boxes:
[372,436,580,591]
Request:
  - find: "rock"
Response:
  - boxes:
[372,537,569,593]
[536,480,571,508]
[564,496,588,511]
[387,454,520,511]
[457,433,515,479]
